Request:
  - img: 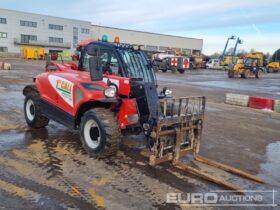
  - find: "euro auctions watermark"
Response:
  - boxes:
[166,190,278,207]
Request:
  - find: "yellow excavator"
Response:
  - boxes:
[267,61,280,73]
[228,52,265,79]
[267,48,280,72]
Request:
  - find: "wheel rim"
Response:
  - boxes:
[26,99,35,121]
[258,71,263,78]
[84,119,101,149]
[245,70,250,78]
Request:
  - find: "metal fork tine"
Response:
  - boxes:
[163,100,167,117]
[170,98,175,117]
[185,98,189,116]
[178,98,182,116]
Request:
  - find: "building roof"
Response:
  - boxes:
[92,24,203,41]
[0,7,91,24]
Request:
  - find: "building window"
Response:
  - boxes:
[182,49,191,55]
[73,27,78,48]
[49,37,63,43]
[21,34,37,44]
[0,18,7,24]
[0,47,8,52]
[145,45,158,52]
[0,32,7,38]
[158,46,168,51]
[192,50,201,56]
[49,24,63,31]
[81,28,90,34]
[20,20,37,28]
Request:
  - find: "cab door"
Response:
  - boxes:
[81,45,122,76]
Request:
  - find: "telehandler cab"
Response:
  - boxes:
[23,37,263,192]
[228,52,265,79]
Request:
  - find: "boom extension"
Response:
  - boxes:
[149,97,264,193]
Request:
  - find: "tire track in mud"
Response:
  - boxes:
[35,135,184,209]
[27,135,177,209]
[7,127,199,209]
[24,139,105,210]
[0,178,40,204]
[104,157,166,208]
[40,136,173,208]
[0,156,96,210]
[41,139,63,179]
[1,135,102,209]
[0,190,37,210]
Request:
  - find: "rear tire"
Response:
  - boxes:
[80,108,121,158]
[228,70,234,78]
[24,91,49,128]
[268,67,274,73]
[189,63,193,70]
[161,69,167,73]
[178,69,185,74]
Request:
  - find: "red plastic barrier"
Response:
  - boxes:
[249,96,273,109]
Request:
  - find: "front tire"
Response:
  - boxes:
[242,70,251,79]
[24,92,49,128]
[80,108,121,158]
[256,70,264,79]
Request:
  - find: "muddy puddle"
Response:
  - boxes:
[0,75,21,79]
[260,141,280,187]
[188,80,280,95]
[0,129,33,151]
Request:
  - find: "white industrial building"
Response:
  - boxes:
[91,25,203,55]
[0,8,203,56]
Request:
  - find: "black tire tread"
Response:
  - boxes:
[25,90,49,128]
[81,108,121,158]
[228,70,234,78]
[178,69,184,74]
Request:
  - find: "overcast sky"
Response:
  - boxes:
[1,0,280,54]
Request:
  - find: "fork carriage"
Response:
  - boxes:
[150,97,263,193]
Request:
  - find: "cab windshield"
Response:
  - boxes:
[118,48,155,83]
[244,58,258,67]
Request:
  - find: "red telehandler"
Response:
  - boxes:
[23,37,263,192]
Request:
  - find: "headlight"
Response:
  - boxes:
[104,87,116,98]
[164,88,172,96]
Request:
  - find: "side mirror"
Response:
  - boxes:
[89,56,103,81]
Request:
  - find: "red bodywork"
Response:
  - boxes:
[40,61,139,129]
